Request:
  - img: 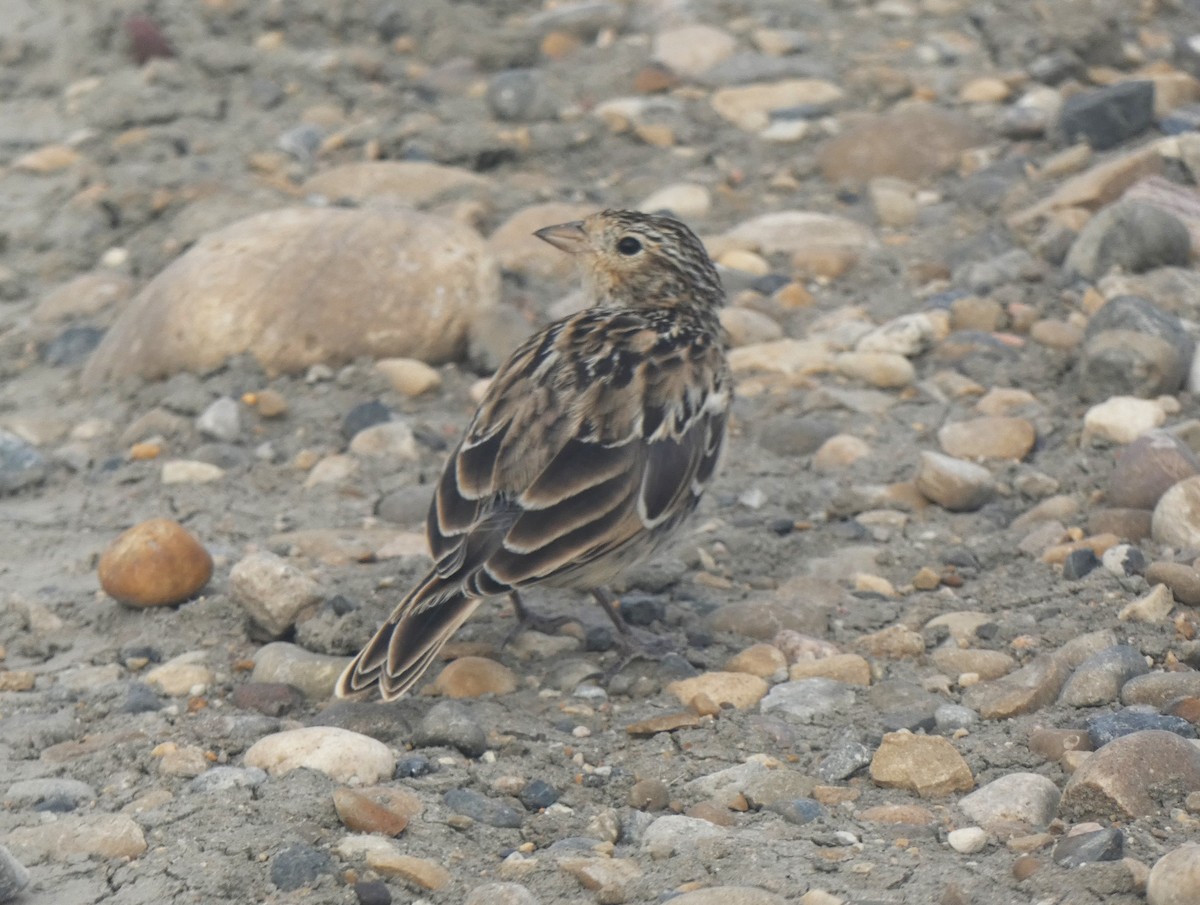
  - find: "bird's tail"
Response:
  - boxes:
[335,571,483,701]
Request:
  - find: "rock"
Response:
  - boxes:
[0,429,47,494]
[711,79,844,131]
[667,671,768,711]
[641,815,727,858]
[488,202,596,280]
[788,653,872,686]
[431,657,518,698]
[725,643,787,678]
[857,312,946,357]
[244,727,395,784]
[964,654,1070,719]
[1109,430,1200,509]
[1152,478,1200,550]
[1059,645,1149,706]
[33,271,132,323]
[653,25,736,79]
[333,785,421,836]
[656,888,783,905]
[869,732,973,797]
[230,551,322,636]
[559,856,642,900]
[948,827,988,854]
[639,183,712,220]
[915,451,995,511]
[931,647,1015,681]
[719,308,783,347]
[97,518,213,607]
[4,778,96,810]
[1122,671,1200,707]
[303,161,489,208]
[1088,508,1153,541]
[144,651,214,696]
[464,882,540,905]
[856,625,923,659]
[196,396,241,441]
[812,434,871,471]
[83,207,499,381]
[375,358,442,397]
[270,844,336,892]
[869,177,919,228]
[0,845,29,901]
[1086,710,1196,747]
[1052,827,1125,867]
[937,417,1036,461]
[817,105,987,182]
[5,814,147,863]
[834,352,914,389]
[349,422,420,462]
[413,700,488,757]
[1059,81,1156,150]
[720,211,875,260]
[303,453,358,489]
[1078,296,1194,399]
[251,642,347,700]
[161,459,225,484]
[957,773,1061,832]
[1059,730,1200,820]
[1147,844,1200,905]
[188,766,267,794]
[629,778,670,811]
[443,788,524,828]
[486,69,560,122]
[1083,396,1169,445]
[760,678,857,722]
[1119,584,1176,622]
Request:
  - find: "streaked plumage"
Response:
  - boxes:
[336,209,731,701]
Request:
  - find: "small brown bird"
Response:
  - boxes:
[336,209,731,701]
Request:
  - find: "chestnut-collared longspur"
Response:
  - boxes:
[336,209,731,701]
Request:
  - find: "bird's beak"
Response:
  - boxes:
[534,221,588,254]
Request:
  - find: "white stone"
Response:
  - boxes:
[1118,584,1175,623]
[947,826,988,854]
[957,772,1061,831]
[144,651,214,696]
[640,183,712,220]
[1082,396,1169,444]
[196,396,242,442]
[375,358,442,397]
[856,312,946,357]
[653,24,736,78]
[641,815,727,858]
[1152,475,1200,548]
[721,211,873,257]
[349,421,420,462]
[303,454,358,488]
[230,551,323,636]
[244,726,394,784]
[161,460,225,484]
[712,81,844,131]
[252,642,350,700]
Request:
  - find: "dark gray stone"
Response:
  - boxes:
[1066,204,1193,282]
[41,325,104,367]
[1061,548,1100,581]
[341,400,392,441]
[1086,709,1197,748]
[0,429,47,494]
[354,879,392,905]
[1060,645,1149,707]
[1059,81,1155,150]
[269,844,335,891]
[413,700,487,757]
[518,779,558,811]
[308,700,412,746]
[767,797,824,825]
[817,738,872,782]
[1052,827,1124,866]
[486,69,559,122]
[443,788,524,828]
[1078,295,1194,400]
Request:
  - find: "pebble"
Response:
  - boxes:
[817,106,986,182]
[1059,81,1156,150]
[486,69,560,122]
[375,357,442,397]
[667,671,768,711]
[963,653,1070,719]
[1147,844,1200,905]
[196,396,241,441]
[915,451,995,511]
[1107,429,1200,510]
[83,208,499,381]
[1059,730,1200,819]
[229,551,322,636]
[719,307,783,347]
[4,778,96,811]
[947,827,989,854]
[270,843,336,892]
[711,79,844,131]
[1086,710,1196,747]
[333,785,421,836]
[817,739,873,782]
[251,641,347,700]
[161,459,225,483]
[869,731,973,797]
[1146,561,1200,606]
[1152,477,1200,550]
[812,434,871,471]
[724,643,787,678]
[431,656,518,698]
[0,429,48,494]
[188,766,267,794]
[1078,295,1194,399]
[413,700,488,757]
[1082,396,1169,445]
[464,882,540,905]
[444,788,524,828]
[641,815,728,858]
[354,880,392,905]
[760,678,857,722]
[1059,645,1149,707]
[5,813,147,863]
[788,653,871,686]
[957,773,1060,833]
[244,726,395,784]
[1101,543,1146,577]
[1119,584,1176,622]
[144,651,214,696]
[653,24,736,79]
[1052,826,1125,867]
[0,845,29,902]
[937,417,1035,461]
[1122,671,1200,707]
[97,518,213,607]
[348,422,420,461]
[930,647,1015,681]
[639,183,712,220]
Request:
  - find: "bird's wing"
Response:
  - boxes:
[427,307,730,590]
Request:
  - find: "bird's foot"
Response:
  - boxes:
[502,590,574,647]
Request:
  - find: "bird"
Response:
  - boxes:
[336,209,731,701]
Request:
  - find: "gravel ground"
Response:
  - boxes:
[4,1,1200,904]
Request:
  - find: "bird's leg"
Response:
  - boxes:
[503,590,572,645]
[591,587,680,660]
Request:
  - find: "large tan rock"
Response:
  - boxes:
[303,161,490,206]
[83,207,499,381]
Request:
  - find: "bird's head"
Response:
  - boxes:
[534,209,725,311]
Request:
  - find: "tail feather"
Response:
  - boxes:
[335,572,483,701]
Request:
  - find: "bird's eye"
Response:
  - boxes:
[616,236,643,256]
